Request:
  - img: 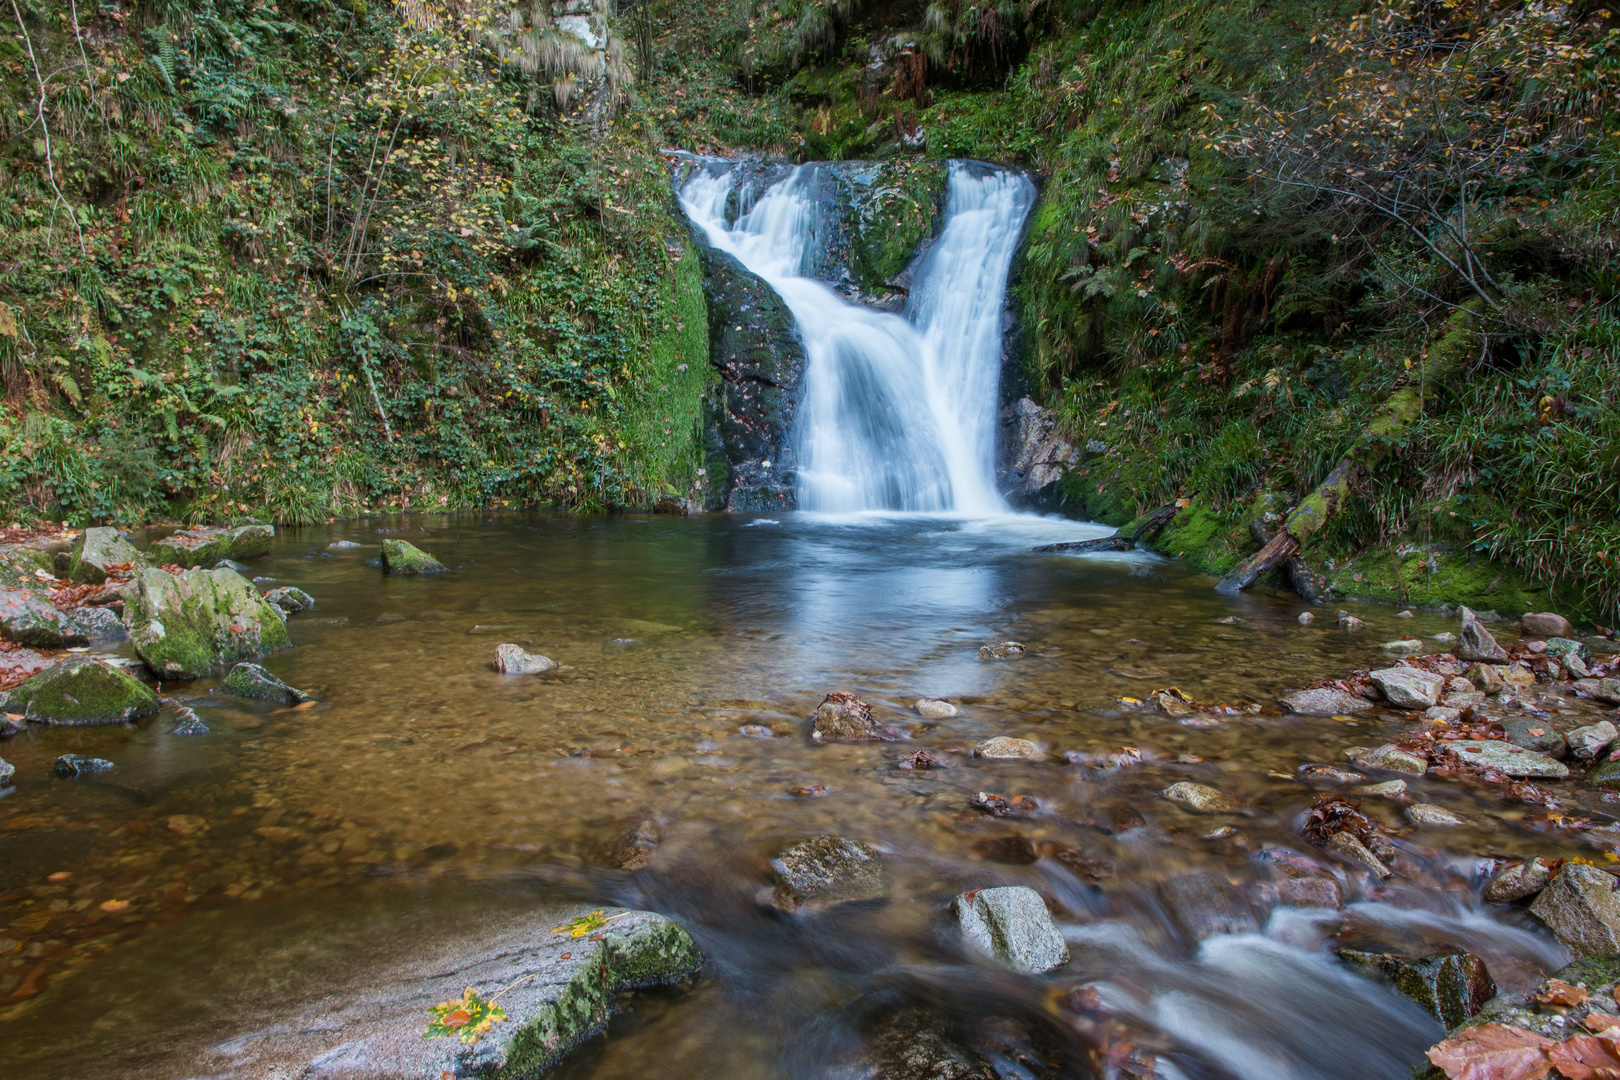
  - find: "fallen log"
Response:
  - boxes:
[1034,536,1134,554]
[1034,502,1184,555]
[1242,520,1325,602]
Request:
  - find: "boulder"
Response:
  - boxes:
[972,737,1044,761]
[1520,612,1575,639]
[1338,949,1495,1028]
[70,604,129,643]
[1466,663,1505,693]
[148,523,274,567]
[1278,687,1375,716]
[1371,667,1447,709]
[1160,871,1260,940]
[1502,718,1566,758]
[811,692,895,741]
[380,539,446,574]
[217,662,312,705]
[66,526,145,584]
[1164,781,1241,813]
[1567,721,1618,762]
[1405,803,1474,827]
[1457,606,1509,662]
[914,697,959,719]
[1351,743,1430,776]
[125,566,291,679]
[0,587,88,648]
[1483,858,1553,904]
[1449,739,1569,778]
[854,1009,998,1080]
[493,644,558,675]
[262,586,314,614]
[953,885,1069,973]
[0,756,12,786]
[769,835,886,912]
[1530,863,1620,957]
[53,753,114,778]
[977,641,1025,660]
[0,655,159,725]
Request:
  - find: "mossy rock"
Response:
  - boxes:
[1150,498,1250,575]
[216,662,312,705]
[0,587,88,649]
[148,524,274,568]
[0,546,56,589]
[0,655,159,725]
[1323,544,1553,615]
[126,567,292,679]
[66,527,147,584]
[380,539,446,574]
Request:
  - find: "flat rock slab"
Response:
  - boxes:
[1278,687,1374,716]
[1448,739,1570,778]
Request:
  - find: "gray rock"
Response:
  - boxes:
[217,662,312,705]
[493,644,558,676]
[171,706,211,735]
[1503,717,1567,757]
[149,523,274,567]
[328,540,362,550]
[977,641,1025,661]
[1521,612,1575,639]
[1355,779,1408,798]
[1327,831,1391,878]
[972,736,1044,761]
[0,587,88,648]
[811,692,895,741]
[1350,743,1429,776]
[770,835,886,912]
[1449,739,1570,778]
[1467,662,1505,693]
[66,526,146,584]
[914,697,959,719]
[214,558,252,575]
[1405,803,1474,827]
[1278,687,1374,716]
[1592,677,1620,705]
[380,539,446,574]
[1565,652,1593,679]
[1298,611,1315,624]
[953,885,1069,973]
[263,586,315,614]
[125,566,291,679]
[1444,688,1486,710]
[1423,706,1463,723]
[1164,781,1241,812]
[854,1009,998,1080]
[1337,949,1495,1028]
[1160,871,1260,940]
[1371,666,1446,708]
[0,755,12,786]
[1379,638,1424,653]
[68,603,129,643]
[1434,632,1457,644]
[1567,721,1618,762]
[1530,863,1620,957]
[53,753,114,778]
[1546,636,1592,664]
[1278,877,1342,908]
[1458,606,1509,662]
[0,655,159,725]
[1484,858,1553,903]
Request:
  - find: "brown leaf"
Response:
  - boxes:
[442,1008,472,1028]
[1547,1034,1620,1078]
[1534,979,1590,1008]
[1585,1012,1620,1034]
[1426,1023,1555,1080]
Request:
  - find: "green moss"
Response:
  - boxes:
[1323,545,1563,616]
[0,547,54,589]
[380,540,446,575]
[1049,469,1136,525]
[847,161,948,294]
[148,525,274,567]
[0,655,159,725]
[1151,499,1248,575]
[127,567,292,679]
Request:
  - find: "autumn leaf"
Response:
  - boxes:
[1548,1034,1620,1079]
[1533,979,1590,1008]
[1426,1024,1555,1080]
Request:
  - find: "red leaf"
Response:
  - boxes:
[1426,1024,1555,1080]
[1548,1034,1620,1079]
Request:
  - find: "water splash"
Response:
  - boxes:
[680,161,1034,514]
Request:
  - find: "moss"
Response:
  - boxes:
[0,547,54,589]
[846,161,949,294]
[1048,469,1136,525]
[1151,499,1249,575]
[0,655,159,725]
[148,525,274,568]
[1322,544,1565,616]
[380,540,446,574]
[217,662,312,705]
[127,567,292,679]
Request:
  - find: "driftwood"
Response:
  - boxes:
[1033,502,1183,555]
[1034,536,1134,554]
[1235,520,1324,602]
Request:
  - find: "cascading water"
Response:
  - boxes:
[680,161,1034,514]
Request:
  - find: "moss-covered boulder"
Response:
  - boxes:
[380,539,446,574]
[0,587,88,648]
[126,566,292,679]
[148,524,274,568]
[216,662,312,705]
[0,545,54,589]
[0,655,159,725]
[66,526,146,584]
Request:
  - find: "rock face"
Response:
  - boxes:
[1484,858,1553,903]
[972,737,1044,761]
[1339,950,1495,1028]
[217,662,312,705]
[494,644,558,676]
[262,586,314,614]
[380,539,445,574]
[1371,667,1446,709]
[1520,612,1574,638]
[1457,606,1509,662]
[0,588,88,648]
[1448,739,1569,778]
[66,526,145,584]
[953,885,1069,973]
[126,566,292,679]
[1279,687,1374,716]
[1530,863,1620,957]
[811,692,895,741]
[769,835,886,912]
[997,397,1088,505]
[149,524,274,567]
[0,656,159,724]
[1164,781,1241,813]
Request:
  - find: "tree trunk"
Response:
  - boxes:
[1033,502,1182,555]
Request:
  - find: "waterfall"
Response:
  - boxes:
[680,161,1034,515]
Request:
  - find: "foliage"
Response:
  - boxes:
[424,985,507,1045]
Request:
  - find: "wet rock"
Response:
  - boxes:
[1521,612,1575,639]
[1567,721,1618,762]
[1449,739,1569,778]
[149,523,273,567]
[1278,877,1342,908]
[217,662,312,705]
[1423,706,1463,724]
[328,539,362,550]
[895,749,950,770]
[953,885,1069,973]
[53,753,114,778]
[126,566,291,679]
[1164,781,1241,813]
[970,791,1039,818]
[1371,667,1447,709]
[1530,863,1620,957]
[1351,744,1429,777]
[66,526,145,584]
[0,756,12,786]
[1151,687,1195,716]
[0,715,19,738]
[600,821,660,870]
[380,539,445,574]
[1338,612,1365,630]
[1458,606,1509,662]
[1298,611,1315,625]
[215,558,252,575]
[1443,688,1486,710]
[493,643,558,675]
[1278,687,1375,716]
[1590,677,1620,705]
[1484,858,1553,903]
[1298,764,1365,784]
[171,706,210,735]
[1587,759,1620,789]
[0,655,159,724]
[977,641,1025,661]
[1467,663,1505,693]
[1546,636,1592,665]
[652,496,697,515]
[1355,779,1408,798]
[1327,831,1391,878]
[1501,663,1537,689]
[1502,718,1567,757]
[970,835,1039,863]
[855,1009,998,1080]
[972,736,1044,761]
[1564,651,1593,679]
[1161,871,1260,940]
[1380,638,1425,653]
[67,603,128,644]
[769,835,886,912]
[1083,800,1147,834]
[262,586,314,614]
[0,587,89,648]
[914,697,959,719]
[812,692,896,741]
[1338,949,1495,1028]
[1405,803,1474,827]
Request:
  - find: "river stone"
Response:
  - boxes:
[53,753,114,778]
[1589,760,1620,789]
[1443,688,1486,710]
[149,523,274,567]
[1449,739,1569,778]
[69,604,129,643]
[972,736,1044,760]
[1379,638,1424,653]
[1466,663,1505,693]
[1326,831,1391,878]
[855,1009,998,1080]
[1521,612,1575,639]
[66,526,145,584]
[1351,743,1430,777]
[1278,687,1375,716]
[171,706,210,735]
[1545,636,1591,664]
[1502,718,1567,758]
[1484,858,1554,903]
[1590,677,1620,705]
[953,885,1069,973]
[1458,606,1509,662]
[1568,721,1618,762]
[1298,764,1364,784]
[1564,651,1592,678]
[1161,871,1260,940]
[811,692,895,741]
[380,539,445,574]
[0,655,159,725]
[914,697,959,719]
[1164,781,1240,813]
[977,641,1025,660]
[262,586,314,614]
[494,644,558,675]
[1405,803,1474,827]
[126,566,291,679]
[769,835,886,912]
[1371,667,1446,709]
[1338,949,1495,1028]
[0,756,11,786]
[0,587,88,648]
[217,662,312,705]
[1355,779,1408,798]
[1530,863,1620,957]
[1279,877,1342,908]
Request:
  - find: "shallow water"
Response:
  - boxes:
[0,512,1611,1078]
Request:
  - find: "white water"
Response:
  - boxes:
[679,161,1035,514]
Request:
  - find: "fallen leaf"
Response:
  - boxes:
[559,952,571,960]
[99,899,131,913]
[1548,1033,1620,1078]
[1426,1023,1555,1080]
[1585,1011,1620,1033]
[1534,979,1590,1008]
[46,871,71,882]
[441,1008,472,1028]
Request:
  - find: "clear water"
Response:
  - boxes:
[0,514,1605,1079]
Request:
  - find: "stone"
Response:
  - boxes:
[262,586,315,614]
[125,566,291,679]
[1339,614,1366,631]
[1326,831,1391,878]
[1396,609,1414,618]
[1546,636,1592,664]
[0,756,11,787]
[1444,688,1486,710]
[215,558,252,575]
[1484,858,1554,903]
[1164,781,1241,813]
[1434,631,1457,644]
[1502,718,1567,757]
[0,587,88,648]
[1371,666,1447,708]
[914,697,959,719]
[66,526,145,584]
[1565,652,1593,678]
[1160,871,1260,940]
[1405,803,1474,827]
[217,662,312,705]
[0,655,159,725]
[1449,739,1570,778]
[1355,779,1408,798]
[652,495,697,515]
[1567,721,1618,762]
[977,641,1025,660]
[1351,744,1430,776]
[1298,764,1364,784]
[1530,863,1620,957]
[1521,612,1575,639]
[811,692,896,741]
[63,604,126,644]
[972,736,1044,760]
[769,835,886,912]
[1379,638,1424,653]
[1467,662,1505,693]
[1279,877,1342,908]
[328,540,362,550]
[171,706,210,735]
[1298,611,1315,624]
[380,539,446,574]
[599,821,660,871]
[953,885,1069,973]
[1423,706,1463,723]
[1278,687,1375,716]
[1592,677,1620,705]
[854,1009,998,1080]
[493,643,558,675]
[1586,759,1620,789]
[53,753,114,778]
[1502,663,1537,689]
[148,524,274,567]
[1337,949,1495,1028]
[1458,606,1509,662]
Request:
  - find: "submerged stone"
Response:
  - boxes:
[0,756,12,786]
[217,662,312,705]
[977,641,1026,660]
[972,736,1044,760]
[1351,743,1429,776]
[1278,687,1374,715]
[854,1009,998,1080]
[914,697,959,719]
[380,538,445,574]
[1530,863,1620,957]
[126,566,291,679]
[149,523,274,567]
[1164,781,1241,813]
[953,885,1069,973]
[170,706,211,735]
[769,835,886,912]
[53,753,115,778]
[262,586,315,614]
[0,655,159,725]
[66,526,145,584]
[811,692,894,741]
[0,587,88,649]
[1338,949,1495,1028]
[1161,871,1259,940]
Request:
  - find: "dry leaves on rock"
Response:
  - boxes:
[1301,794,1376,847]
[1426,1023,1555,1080]
[1548,1034,1620,1078]
[1533,979,1590,1009]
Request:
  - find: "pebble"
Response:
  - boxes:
[914,698,959,719]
